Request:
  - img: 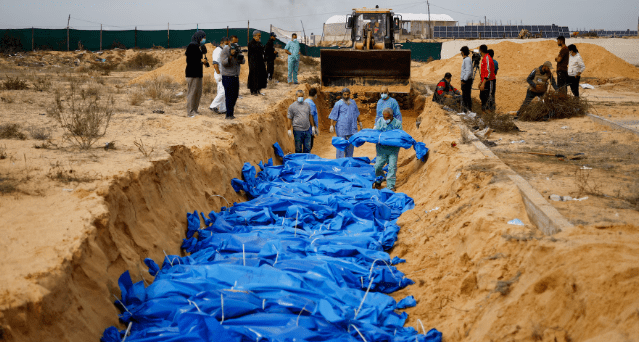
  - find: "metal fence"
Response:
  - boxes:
[1,27,442,62]
[0,28,278,52]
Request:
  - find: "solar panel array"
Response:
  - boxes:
[433,25,570,39]
[595,30,638,37]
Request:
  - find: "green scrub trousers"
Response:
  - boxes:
[374,145,400,189]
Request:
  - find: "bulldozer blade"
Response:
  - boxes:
[320,49,411,88]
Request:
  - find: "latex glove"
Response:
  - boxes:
[288,130,292,137]
[312,127,317,136]
[373,125,378,130]
[329,125,334,133]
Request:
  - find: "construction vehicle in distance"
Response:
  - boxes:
[320,7,411,89]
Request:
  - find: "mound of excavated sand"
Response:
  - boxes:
[413,40,639,83]
[129,43,249,85]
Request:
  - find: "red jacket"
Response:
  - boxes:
[480,54,496,81]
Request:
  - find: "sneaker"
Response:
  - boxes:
[225,115,235,120]
[210,107,219,113]
[294,82,299,85]
[259,92,266,96]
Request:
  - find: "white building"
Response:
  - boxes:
[321,13,456,42]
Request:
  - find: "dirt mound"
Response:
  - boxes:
[413,40,639,83]
[385,100,639,341]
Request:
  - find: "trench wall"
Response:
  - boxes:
[0,102,294,342]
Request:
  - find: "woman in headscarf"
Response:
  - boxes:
[247,30,268,96]
[185,30,208,117]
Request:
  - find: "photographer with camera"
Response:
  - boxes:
[221,35,245,120]
[460,46,473,112]
[185,30,209,117]
[516,61,558,118]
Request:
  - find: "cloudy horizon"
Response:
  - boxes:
[1,0,637,35]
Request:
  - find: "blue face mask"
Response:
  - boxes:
[381,93,388,100]
[297,97,304,103]
[200,38,206,45]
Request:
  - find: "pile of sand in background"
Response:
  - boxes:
[412,40,639,83]
[128,44,294,85]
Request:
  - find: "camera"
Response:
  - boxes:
[471,51,481,69]
[231,43,246,64]
[199,45,210,68]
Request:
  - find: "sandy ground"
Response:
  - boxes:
[1,39,639,342]
[439,37,639,65]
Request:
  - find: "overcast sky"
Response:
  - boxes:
[1,0,637,33]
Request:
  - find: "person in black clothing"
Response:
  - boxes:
[247,30,268,96]
[264,32,279,81]
[185,30,209,117]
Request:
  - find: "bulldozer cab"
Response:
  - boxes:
[346,8,398,50]
[321,8,411,89]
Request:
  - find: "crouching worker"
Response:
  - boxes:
[517,61,558,118]
[287,90,317,153]
[373,107,402,191]
[432,72,461,106]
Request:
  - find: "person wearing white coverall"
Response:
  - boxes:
[209,37,228,114]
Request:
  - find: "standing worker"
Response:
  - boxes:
[373,107,403,192]
[185,30,209,117]
[284,33,301,85]
[567,44,586,97]
[329,88,363,158]
[376,86,402,122]
[478,44,495,112]
[488,49,498,111]
[460,46,473,113]
[287,90,317,153]
[555,36,569,94]
[209,37,228,114]
[305,87,320,151]
[247,30,267,96]
[221,35,245,120]
[516,61,558,117]
[264,32,279,82]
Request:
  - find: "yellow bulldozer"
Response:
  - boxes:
[320,7,411,89]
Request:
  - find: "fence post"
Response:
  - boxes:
[247,20,250,46]
[227,26,229,38]
[167,23,170,48]
[67,14,70,51]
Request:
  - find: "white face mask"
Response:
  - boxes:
[297,97,304,103]
[293,38,298,42]
[385,119,391,124]
[381,93,388,100]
